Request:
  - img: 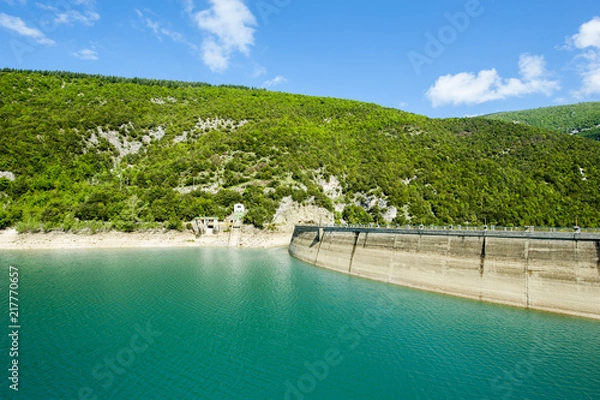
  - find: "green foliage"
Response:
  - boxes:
[483,102,600,141]
[241,185,278,228]
[1,69,600,231]
[243,207,273,229]
[214,189,243,209]
[343,205,374,225]
[0,209,11,229]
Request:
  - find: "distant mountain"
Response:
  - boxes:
[1,69,600,232]
[483,102,600,141]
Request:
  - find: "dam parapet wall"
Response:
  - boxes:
[289,225,600,320]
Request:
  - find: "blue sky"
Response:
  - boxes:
[0,0,599,118]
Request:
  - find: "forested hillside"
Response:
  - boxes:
[1,69,600,232]
[484,102,600,141]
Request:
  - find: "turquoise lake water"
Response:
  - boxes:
[0,247,599,399]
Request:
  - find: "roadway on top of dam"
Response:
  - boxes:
[297,225,600,242]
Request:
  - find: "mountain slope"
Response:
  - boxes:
[483,102,600,140]
[1,69,600,232]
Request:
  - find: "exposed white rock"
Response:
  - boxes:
[0,172,16,181]
[88,131,99,145]
[119,122,134,133]
[273,196,334,232]
[352,193,388,210]
[402,175,417,185]
[339,192,399,223]
[405,126,424,136]
[86,123,167,157]
[143,126,166,144]
[173,118,249,144]
[95,127,142,158]
[195,117,248,132]
[382,206,398,223]
[319,175,343,201]
[400,204,413,222]
[173,132,188,144]
[200,182,222,195]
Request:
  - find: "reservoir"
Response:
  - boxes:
[1,248,599,399]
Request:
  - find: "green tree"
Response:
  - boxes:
[343,205,373,225]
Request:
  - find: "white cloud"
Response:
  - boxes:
[580,67,600,96]
[201,38,229,71]
[519,54,546,81]
[187,0,257,72]
[426,54,560,107]
[263,75,287,87]
[0,12,54,45]
[570,16,600,49]
[73,48,98,60]
[568,17,600,98]
[574,50,600,98]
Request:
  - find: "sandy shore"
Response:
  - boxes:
[0,228,292,250]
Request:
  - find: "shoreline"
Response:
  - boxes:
[0,228,292,250]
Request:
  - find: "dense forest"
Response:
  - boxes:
[1,69,600,233]
[484,102,600,141]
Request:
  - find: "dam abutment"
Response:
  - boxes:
[289,226,600,320]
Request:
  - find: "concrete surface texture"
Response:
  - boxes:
[289,226,600,320]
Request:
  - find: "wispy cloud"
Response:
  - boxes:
[182,0,195,14]
[0,12,54,45]
[55,10,99,25]
[263,75,287,87]
[3,0,27,6]
[252,64,267,78]
[135,9,198,51]
[568,17,600,98]
[426,54,560,107]
[186,0,257,72]
[73,48,98,60]
[37,1,100,26]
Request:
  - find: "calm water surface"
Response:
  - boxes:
[0,247,598,399]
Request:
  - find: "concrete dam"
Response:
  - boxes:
[289,225,600,320]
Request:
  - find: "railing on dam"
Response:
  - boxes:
[296,224,600,241]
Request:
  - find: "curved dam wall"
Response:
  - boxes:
[289,226,600,320]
